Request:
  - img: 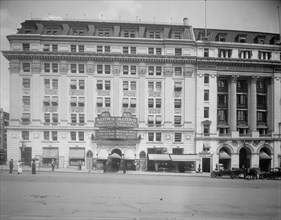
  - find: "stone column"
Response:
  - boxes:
[229,76,238,137]
[138,63,147,126]
[59,61,69,126]
[112,62,121,116]
[249,76,258,137]
[267,77,274,134]
[164,64,173,128]
[31,60,42,126]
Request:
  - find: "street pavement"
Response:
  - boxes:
[1,166,280,220]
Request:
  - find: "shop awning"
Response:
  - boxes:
[170,154,199,162]
[69,148,85,159]
[148,154,171,161]
[97,149,109,160]
[42,148,59,159]
[123,149,135,160]
[109,153,122,159]
[219,151,231,159]
[260,151,271,160]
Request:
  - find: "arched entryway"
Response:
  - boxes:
[108,148,122,172]
[239,146,251,169]
[259,147,272,172]
[86,150,93,170]
[219,147,231,170]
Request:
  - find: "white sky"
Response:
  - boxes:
[0,0,280,112]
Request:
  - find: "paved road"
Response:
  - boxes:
[1,172,280,219]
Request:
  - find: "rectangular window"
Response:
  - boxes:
[44,113,50,123]
[22,131,29,140]
[156,48,162,55]
[148,66,154,75]
[203,125,210,136]
[52,131,58,141]
[71,64,77,73]
[79,114,85,124]
[155,133,162,142]
[123,47,129,54]
[156,82,161,92]
[204,90,209,101]
[78,64,84,73]
[204,107,209,118]
[175,67,182,76]
[123,65,129,75]
[204,74,209,84]
[78,97,85,107]
[148,48,154,55]
[123,98,129,108]
[70,97,77,107]
[204,48,209,57]
[97,65,103,74]
[174,99,181,108]
[148,82,154,91]
[130,66,136,75]
[70,80,77,89]
[78,45,84,53]
[71,114,77,124]
[23,78,30,88]
[97,46,103,53]
[71,45,77,52]
[52,44,58,52]
[175,48,182,56]
[44,131,50,141]
[156,66,162,76]
[123,81,129,91]
[23,63,31,72]
[237,110,247,122]
[105,80,111,90]
[131,81,136,90]
[52,113,58,123]
[155,115,162,125]
[148,99,154,108]
[52,79,58,89]
[52,63,58,73]
[70,131,76,141]
[155,99,161,108]
[23,43,30,51]
[257,112,266,122]
[148,115,154,125]
[44,63,50,72]
[148,133,154,142]
[104,46,110,53]
[97,97,103,107]
[218,94,228,107]
[23,96,30,105]
[174,116,181,125]
[43,96,50,106]
[44,79,50,89]
[130,47,136,54]
[43,44,50,52]
[174,32,181,39]
[218,110,227,122]
[78,132,84,141]
[105,98,111,107]
[105,65,111,74]
[79,80,85,89]
[97,80,103,90]
[174,82,182,91]
[131,98,136,108]
[174,133,182,142]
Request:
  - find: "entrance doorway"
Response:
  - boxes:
[86,150,93,170]
[109,149,122,172]
[219,147,231,170]
[21,147,32,165]
[239,147,251,169]
[202,158,210,172]
[259,147,271,172]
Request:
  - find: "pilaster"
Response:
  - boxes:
[229,75,238,137]
[249,76,258,137]
[138,63,146,125]
[112,62,121,116]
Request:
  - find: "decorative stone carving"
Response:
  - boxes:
[163,66,173,77]
[45,89,58,95]
[274,73,281,81]
[70,107,84,113]
[148,91,161,97]
[31,63,41,73]
[183,68,194,78]
[97,90,110,96]
[230,75,238,83]
[9,62,21,73]
[250,76,258,84]
[112,62,121,76]
[86,64,95,75]
[123,91,136,97]
[59,63,68,74]
[70,89,84,96]
[138,63,147,76]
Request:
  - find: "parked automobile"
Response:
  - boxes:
[259,167,281,180]
[211,164,242,179]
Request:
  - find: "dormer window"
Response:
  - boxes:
[236,34,247,43]
[124,30,135,38]
[148,31,161,39]
[73,28,86,36]
[198,32,210,40]
[216,33,227,42]
[174,32,182,39]
[98,29,110,37]
[254,35,266,44]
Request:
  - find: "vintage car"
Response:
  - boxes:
[211,165,242,179]
[259,167,281,180]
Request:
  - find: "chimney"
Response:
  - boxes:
[183,17,189,26]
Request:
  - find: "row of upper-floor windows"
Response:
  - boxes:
[21,62,186,76]
[18,43,281,61]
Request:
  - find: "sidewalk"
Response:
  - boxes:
[0,164,210,177]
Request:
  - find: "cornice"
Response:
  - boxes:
[2,51,197,64]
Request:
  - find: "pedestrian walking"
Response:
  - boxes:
[31,159,36,174]
[17,161,22,174]
[51,159,55,172]
[9,159,14,174]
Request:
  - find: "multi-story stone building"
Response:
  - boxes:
[0,108,9,164]
[2,18,281,172]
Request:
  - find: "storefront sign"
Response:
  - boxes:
[95,112,138,128]
[96,129,137,140]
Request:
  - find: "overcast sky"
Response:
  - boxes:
[0,0,280,112]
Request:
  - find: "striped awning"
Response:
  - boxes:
[170,154,199,162]
[148,154,171,161]
[260,151,271,160]
[219,151,231,159]
[42,148,59,159]
[69,148,85,159]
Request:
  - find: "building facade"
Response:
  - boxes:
[0,108,9,164]
[2,18,281,172]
